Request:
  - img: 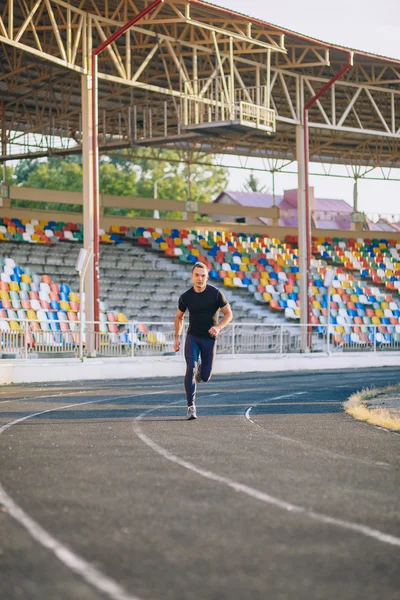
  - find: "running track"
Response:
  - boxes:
[0,367,399,600]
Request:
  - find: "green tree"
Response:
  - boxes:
[10,148,228,219]
[243,173,267,193]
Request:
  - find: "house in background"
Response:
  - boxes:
[213,189,354,229]
[213,189,400,232]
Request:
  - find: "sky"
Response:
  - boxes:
[211,0,400,217]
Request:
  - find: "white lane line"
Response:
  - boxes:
[244,392,393,469]
[0,391,166,600]
[133,400,400,548]
[0,484,141,600]
[245,392,306,425]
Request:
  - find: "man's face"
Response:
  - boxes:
[191,266,208,291]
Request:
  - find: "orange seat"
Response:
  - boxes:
[42,275,52,284]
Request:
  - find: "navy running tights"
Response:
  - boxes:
[184,334,216,406]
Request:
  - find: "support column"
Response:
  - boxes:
[81,73,95,356]
[296,122,309,352]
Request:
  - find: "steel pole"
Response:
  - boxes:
[91,0,163,326]
[303,52,353,349]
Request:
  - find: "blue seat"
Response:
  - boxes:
[242,278,251,286]
[330,316,337,325]
[60,284,70,295]
[230,264,239,271]
[50,300,60,311]
[381,318,390,325]
[60,293,69,302]
[50,321,60,331]
[209,270,220,280]
[10,274,21,283]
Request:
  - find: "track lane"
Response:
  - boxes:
[0,368,399,600]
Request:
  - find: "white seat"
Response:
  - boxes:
[39,291,50,302]
[0,320,10,332]
[64,230,75,241]
[1,273,11,283]
[40,283,51,294]
[384,309,393,318]
[285,307,295,319]
[31,299,41,311]
[233,277,244,287]
[287,299,297,309]
[5,258,15,267]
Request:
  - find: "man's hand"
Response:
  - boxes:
[208,325,221,337]
[173,337,180,352]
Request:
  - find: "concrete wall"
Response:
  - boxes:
[0,353,399,385]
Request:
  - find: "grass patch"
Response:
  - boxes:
[344,385,400,432]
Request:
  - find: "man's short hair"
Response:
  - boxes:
[192,262,208,272]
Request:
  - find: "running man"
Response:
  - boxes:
[174,262,233,419]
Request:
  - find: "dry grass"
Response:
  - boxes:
[344,385,400,432]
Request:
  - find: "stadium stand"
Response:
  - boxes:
[0,217,399,352]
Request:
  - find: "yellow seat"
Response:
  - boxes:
[335,325,344,333]
[371,316,381,325]
[10,321,20,331]
[262,292,272,302]
[260,278,269,287]
[21,274,32,283]
[0,290,9,300]
[350,294,358,303]
[27,310,37,320]
[60,300,70,311]
[223,277,234,287]
[159,242,168,250]
[228,270,236,278]
[242,257,250,264]
[375,309,384,318]
[147,332,157,344]
[110,225,120,233]
[9,282,20,292]
[191,249,200,256]
[117,312,127,323]
[70,292,79,303]
[239,265,248,272]
[381,301,389,310]
[312,301,321,309]
[294,308,300,316]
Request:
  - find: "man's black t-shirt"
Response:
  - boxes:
[178,284,228,338]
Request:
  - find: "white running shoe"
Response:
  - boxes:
[187,404,197,420]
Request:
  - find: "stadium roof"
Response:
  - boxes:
[1,0,399,168]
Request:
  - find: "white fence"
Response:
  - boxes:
[0,319,399,360]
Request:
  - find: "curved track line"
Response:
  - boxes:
[0,391,165,600]
[245,394,393,469]
[133,399,400,548]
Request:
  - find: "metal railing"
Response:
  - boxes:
[0,319,399,360]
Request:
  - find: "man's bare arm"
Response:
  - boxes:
[174,309,185,351]
[209,303,233,337]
